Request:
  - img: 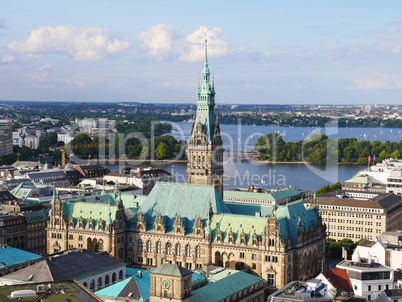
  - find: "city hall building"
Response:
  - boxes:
[46,35,326,289]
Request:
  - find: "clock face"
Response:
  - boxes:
[161,279,171,289]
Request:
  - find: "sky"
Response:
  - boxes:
[1,1,402,105]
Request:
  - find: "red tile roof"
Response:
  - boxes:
[322,269,354,293]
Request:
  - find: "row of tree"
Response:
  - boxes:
[255,133,401,164]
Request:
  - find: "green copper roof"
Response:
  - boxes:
[22,209,49,223]
[95,276,132,298]
[210,213,267,246]
[192,271,264,302]
[211,200,319,248]
[344,176,372,184]
[151,263,192,277]
[207,269,240,282]
[275,200,319,248]
[224,188,301,202]
[136,182,230,229]
[62,201,117,230]
[191,36,217,144]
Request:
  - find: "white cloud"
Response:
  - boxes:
[8,25,130,61]
[138,24,178,60]
[1,55,14,62]
[349,72,402,90]
[138,24,230,61]
[179,26,229,62]
[39,64,52,71]
[154,80,192,89]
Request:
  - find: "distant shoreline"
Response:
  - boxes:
[251,160,362,165]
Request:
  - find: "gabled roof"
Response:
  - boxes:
[151,263,192,277]
[344,176,372,184]
[95,276,141,300]
[322,269,354,293]
[0,246,42,268]
[192,271,263,302]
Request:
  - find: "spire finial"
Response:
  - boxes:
[204,26,209,66]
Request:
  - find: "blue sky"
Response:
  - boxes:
[1,1,402,104]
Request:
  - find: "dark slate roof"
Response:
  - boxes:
[0,190,16,201]
[27,170,68,181]
[316,190,401,210]
[118,277,141,300]
[75,165,108,171]
[2,249,125,282]
[151,263,192,277]
[384,289,402,298]
[140,169,171,178]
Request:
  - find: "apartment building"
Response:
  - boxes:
[305,190,402,241]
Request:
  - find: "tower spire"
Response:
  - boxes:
[204,26,209,70]
[186,25,224,198]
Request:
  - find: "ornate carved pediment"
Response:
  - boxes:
[78,216,84,229]
[88,217,94,230]
[153,213,165,234]
[135,211,146,232]
[174,215,185,236]
[68,216,74,229]
[252,230,259,247]
[189,122,207,146]
[216,227,223,243]
[239,229,247,246]
[193,216,204,237]
[98,218,104,231]
[228,227,235,244]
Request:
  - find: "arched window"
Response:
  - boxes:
[138,239,143,252]
[176,243,182,256]
[97,277,102,288]
[98,239,103,252]
[156,241,162,254]
[146,240,152,252]
[112,272,116,283]
[196,245,202,258]
[90,279,95,290]
[185,245,191,257]
[119,270,123,280]
[83,281,88,288]
[105,275,110,285]
[166,242,172,255]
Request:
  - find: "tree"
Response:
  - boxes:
[390,150,400,159]
[155,142,168,159]
[316,182,342,196]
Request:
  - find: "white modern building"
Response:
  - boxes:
[337,260,394,301]
[352,159,402,196]
[57,132,75,145]
[352,231,402,271]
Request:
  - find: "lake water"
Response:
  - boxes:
[105,123,402,192]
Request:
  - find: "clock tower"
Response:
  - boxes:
[149,262,193,302]
[186,27,224,198]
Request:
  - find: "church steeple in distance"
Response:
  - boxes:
[186,26,224,199]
